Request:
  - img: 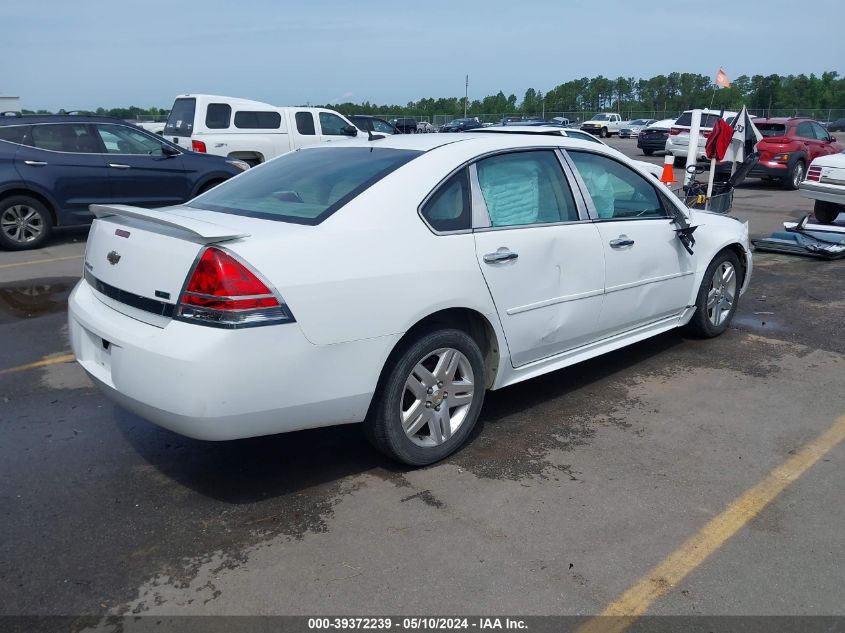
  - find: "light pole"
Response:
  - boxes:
[464,75,468,119]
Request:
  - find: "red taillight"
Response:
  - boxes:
[192,140,207,153]
[669,127,682,136]
[806,165,822,182]
[176,248,293,328]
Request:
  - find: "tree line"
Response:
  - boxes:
[22,72,845,121]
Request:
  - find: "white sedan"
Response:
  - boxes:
[800,152,845,224]
[69,133,752,465]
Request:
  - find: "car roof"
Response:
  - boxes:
[754,117,813,124]
[0,114,138,126]
[331,129,624,156]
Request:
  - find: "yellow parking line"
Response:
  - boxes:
[576,414,845,633]
[0,353,75,375]
[0,255,83,270]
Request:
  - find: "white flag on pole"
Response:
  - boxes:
[723,105,763,164]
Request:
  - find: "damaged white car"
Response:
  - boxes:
[69,133,752,465]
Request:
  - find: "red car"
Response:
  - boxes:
[750,118,843,190]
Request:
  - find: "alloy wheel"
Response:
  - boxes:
[706,261,737,327]
[1,205,44,244]
[792,162,804,189]
[400,347,475,447]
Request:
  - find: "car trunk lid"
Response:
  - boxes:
[83,205,251,327]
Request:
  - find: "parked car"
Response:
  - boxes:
[637,118,675,156]
[550,116,571,127]
[474,126,663,178]
[665,109,739,162]
[440,118,483,132]
[826,119,845,132]
[800,152,845,223]
[391,117,419,134]
[349,115,400,136]
[0,115,248,250]
[68,132,751,465]
[750,118,843,190]
[417,121,436,133]
[619,119,657,139]
[164,94,358,166]
[580,113,624,138]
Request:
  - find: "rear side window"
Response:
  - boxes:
[188,147,421,225]
[421,169,471,232]
[796,122,814,139]
[234,111,281,129]
[476,151,578,227]
[675,112,721,128]
[757,123,787,137]
[295,112,315,135]
[164,98,196,137]
[30,124,101,153]
[0,125,28,145]
[205,104,231,129]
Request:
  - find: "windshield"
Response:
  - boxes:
[188,147,421,225]
[591,114,610,121]
[756,123,787,137]
[164,98,196,137]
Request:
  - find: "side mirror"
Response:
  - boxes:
[342,125,358,137]
[830,136,837,143]
[161,144,179,157]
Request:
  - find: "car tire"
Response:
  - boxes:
[364,328,486,466]
[0,195,53,251]
[814,200,841,224]
[599,127,607,138]
[684,249,742,339]
[643,149,654,156]
[783,160,805,190]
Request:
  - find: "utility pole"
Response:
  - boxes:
[464,75,468,118]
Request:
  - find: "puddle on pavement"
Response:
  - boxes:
[733,313,787,333]
[0,277,75,322]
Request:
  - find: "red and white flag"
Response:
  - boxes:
[716,68,731,88]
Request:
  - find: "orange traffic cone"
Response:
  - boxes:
[660,154,676,185]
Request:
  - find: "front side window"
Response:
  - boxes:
[234,111,281,129]
[96,124,165,155]
[421,169,470,232]
[295,112,315,135]
[0,125,28,145]
[372,119,395,134]
[188,147,420,225]
[205,104,231,129]
[568,151,667,220]
[30,124,101,153]
[319,112,349,136]
[796,122,814,139]
[812,122,831,141]
[476,151,578,227]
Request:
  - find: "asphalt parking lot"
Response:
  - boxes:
[2,137,844,628]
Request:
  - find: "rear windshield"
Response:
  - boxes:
[674,112,722,128]
[188,146,421,225]
[756,123,787,137]
[164,98,196,137]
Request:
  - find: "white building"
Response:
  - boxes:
[0,96,22,113]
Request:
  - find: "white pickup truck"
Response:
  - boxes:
[580,113,624,138]
[163,94,359,166]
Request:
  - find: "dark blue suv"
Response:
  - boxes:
[0,115,248,250]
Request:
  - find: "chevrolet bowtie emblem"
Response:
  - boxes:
[107,251,121,265]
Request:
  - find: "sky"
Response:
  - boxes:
[3,0,844,112]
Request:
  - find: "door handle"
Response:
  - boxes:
[609,235,635,249]
[109,163,131,169]
[24,160,48,166]
[483,248,519,264]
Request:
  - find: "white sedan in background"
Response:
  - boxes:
[69,133,752,465]
[800,152,845,224]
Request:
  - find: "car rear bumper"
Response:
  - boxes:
[749,162,791,179]
[69,279,395,440]
[799,181,845,205]
[665,137,706,159]
[637,137,667,151]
